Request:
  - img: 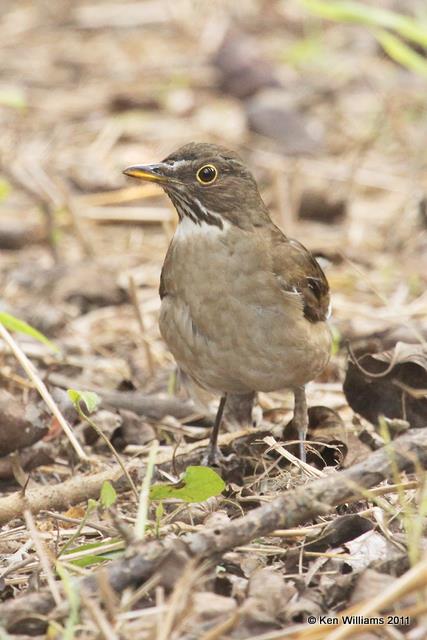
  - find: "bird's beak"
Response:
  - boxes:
[123,163,170,184]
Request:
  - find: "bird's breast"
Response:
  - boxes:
[159,222,331,393]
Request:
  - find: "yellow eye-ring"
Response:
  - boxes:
[196,164,218,184]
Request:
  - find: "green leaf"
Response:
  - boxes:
[150,466,226,503]
[67,389,101,414]
[0,312,59,352]
[375,29,427,77]
[100,480,117,508]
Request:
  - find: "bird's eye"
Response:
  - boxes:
[196,164,218,184]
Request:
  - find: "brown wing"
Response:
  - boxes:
[270,228,330,323]
[159,241,174,299]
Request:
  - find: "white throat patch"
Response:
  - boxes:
[173,215,230,241]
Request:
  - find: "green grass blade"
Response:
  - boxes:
[0,312,59,352]
[376,29,427,77]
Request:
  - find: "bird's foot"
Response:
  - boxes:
[298,431,307,464]
[201,445,226,468]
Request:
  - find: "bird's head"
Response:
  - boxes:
[123,142,270,229]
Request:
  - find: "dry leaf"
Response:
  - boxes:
[344,342,427,428]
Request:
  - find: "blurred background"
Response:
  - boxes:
[0,0,427,405]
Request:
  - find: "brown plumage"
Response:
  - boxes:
[124,143,331,464]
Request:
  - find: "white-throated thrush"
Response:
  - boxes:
[124,143,331,465]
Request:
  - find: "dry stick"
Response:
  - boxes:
[80,586,120,640]
[199,610,240,640]
[128,275,155,378]
[2,428,427,631]
[23,510,62,608]
[0,323,87,460]
[0,462,129,526]
[264,436,324,478]
[47,371,195,421]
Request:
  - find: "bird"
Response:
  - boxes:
[124,143,331,465]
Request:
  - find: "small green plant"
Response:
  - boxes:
[147,466,225,540]
[67,389,101,414]
[67,388,138,498]
[58,485,120,569]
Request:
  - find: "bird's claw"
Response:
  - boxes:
[201,446,226,468]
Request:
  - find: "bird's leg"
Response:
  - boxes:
[293,386,308,463]
[202,394,227,466]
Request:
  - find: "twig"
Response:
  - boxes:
[0,323,87,460]
[80,586,120,640]
[263,436,324,478]
[47,371,196,421]
[23,510,62,608]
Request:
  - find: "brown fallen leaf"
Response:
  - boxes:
[241,567,296,626]
[340,531,396,574]
[298,188,347,224]
[0,390,48,457]
[349,568,395,606]
[344,342,427,428]
[113,409,156,449]
[191,591,237,622]
[304,514,374,553]
[0,443,54,481]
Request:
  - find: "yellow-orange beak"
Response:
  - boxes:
[123,163,169,183]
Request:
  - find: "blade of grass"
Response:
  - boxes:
[135,439,159,541]
[56,562,80,640]
[0,311,59,352]
[376,28,427,77]
[24,510,62,608]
